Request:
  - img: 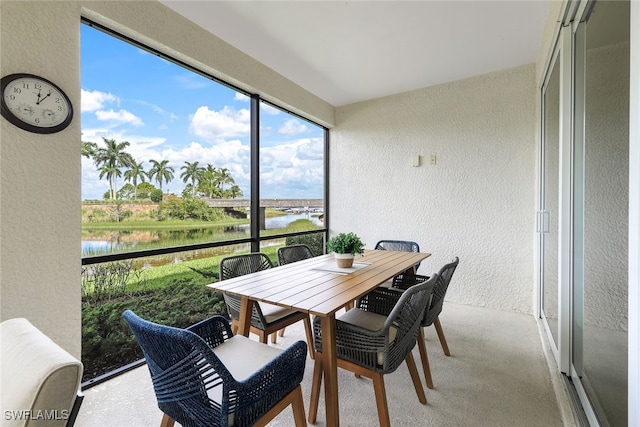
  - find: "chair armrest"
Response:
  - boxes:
[187,315,234,349]
[313,315,390,353]
[232,340,307,423]
[241,340,307,389]
[222,294,271,329]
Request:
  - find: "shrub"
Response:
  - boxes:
[285,232,325,256]
[150,189,163,203]
[81,279,226,382]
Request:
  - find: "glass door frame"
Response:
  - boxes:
[538,8,575,375]
[538,40,561,361]
[539,0,640,425]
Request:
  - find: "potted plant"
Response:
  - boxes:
[326,232,365,268]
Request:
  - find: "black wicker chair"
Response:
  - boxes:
[392,257,459,388]
[123,310,308,427]
[277,244,315,266]
[374,240,420,260]
[220,253,315,358]
[308,274,438,426]
[374,240,422,286]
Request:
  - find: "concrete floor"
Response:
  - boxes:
[76,303,575,426]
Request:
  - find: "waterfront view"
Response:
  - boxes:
[82,211,323,256]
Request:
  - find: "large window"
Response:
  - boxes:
[258,100,325,245]
[81,22,326,258]
[80,21,327,385]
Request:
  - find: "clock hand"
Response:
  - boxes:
[34,88,42,104]
[37,90,53,105]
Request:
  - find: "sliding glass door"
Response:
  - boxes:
[539,1,630,425]
[540,47,561,353]
[572,1,630,425]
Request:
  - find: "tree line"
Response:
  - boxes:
[82,138,242,201]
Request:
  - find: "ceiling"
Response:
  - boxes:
[161,1,551,107]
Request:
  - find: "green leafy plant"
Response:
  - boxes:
[326,232,365,255]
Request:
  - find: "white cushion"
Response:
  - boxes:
[207,335,283,425]
[1,318,82,427]
[337,309,397,365]
[213,335,283,380]
[257,302,297,324]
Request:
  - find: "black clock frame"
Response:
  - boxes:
[1,73,74,134]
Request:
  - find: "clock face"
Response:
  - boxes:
[1,73,73,134]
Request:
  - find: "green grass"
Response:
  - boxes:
[80,233,322,383]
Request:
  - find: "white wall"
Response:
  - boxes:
[331,64,537,314]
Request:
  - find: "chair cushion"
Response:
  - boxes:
[208,335,283,425]
[213,335,283,380]
[337,309,397,365]
[258,302,298,324]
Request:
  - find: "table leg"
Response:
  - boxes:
[321,315,340,426]
[238,297,254,337]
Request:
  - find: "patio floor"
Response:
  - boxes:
[75,303,574,426]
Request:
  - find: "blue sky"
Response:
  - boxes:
[81,24,324,200]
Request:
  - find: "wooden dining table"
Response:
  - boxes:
[206,248,431,426]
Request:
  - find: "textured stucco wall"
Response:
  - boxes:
[331,64,537,314]
[0,1,82,357]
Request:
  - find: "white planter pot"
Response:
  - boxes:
[334,253,355,268]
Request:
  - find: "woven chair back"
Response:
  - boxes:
[423,257,459,326]
[327,274,438,374]
[374,239,421,270]
[374,240,420,253]
[123,310,231,426]
[277,244,315,266]
[382,274,437,372]
[219,253,273,328]
[220,252,273,279]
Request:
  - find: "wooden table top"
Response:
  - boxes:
[207,249,431,317]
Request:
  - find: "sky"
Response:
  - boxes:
[81,24,324,201]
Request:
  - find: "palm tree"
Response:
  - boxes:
[93,138,135,199]
[228,184,243,199]
[180,161,204,198]
[217,167,235,193]
[198,164,222,198]
[82,140,97,159]
[123,161,148,200]
[148,159,174,192]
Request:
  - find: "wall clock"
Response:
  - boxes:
[1,73,73,134]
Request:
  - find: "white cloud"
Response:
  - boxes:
[258,138,324,198]
[189,106,250,140]
[81,127,123,142]
[95,109,144,127]
[278,118,309,136]
[234,92,249,102]
[81,89,118,113]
